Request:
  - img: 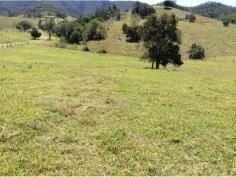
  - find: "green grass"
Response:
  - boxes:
[0,45,235,175]
[0,28,31,42]
[0,16,38,28]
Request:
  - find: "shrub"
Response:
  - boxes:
[188,43,205,60]
[132,2,156,18]
[30,27,41,40]
[188,14,196,23]
[86,19,107,41]
[163,0,176,9]
[16,21,32,31]
[54,42,67,48]
[223,20,229,27]
[125,25,141,42]
[83,46,90,52]
[98,49,107,54]
[122,23,128,34]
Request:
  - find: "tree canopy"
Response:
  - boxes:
[141,14,183,69]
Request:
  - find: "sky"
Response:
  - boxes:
[133,0,236,7]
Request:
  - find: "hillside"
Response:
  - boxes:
[87,6,236,59]
[191,2,236,23]
[0,1,135,17]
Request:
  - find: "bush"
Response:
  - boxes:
[30,27,41,40]
[188,14,196,23]
[86,19,107,41]
[54,42,67,48]
[122,23,128,34]
[132,2,156,18]
[126,25,141,42]
[98,49,107,54]
[83,46,90,52]
[163,0,176,9]
[16,21,32,31]
[188,43,205,60]
[223,20,229,27]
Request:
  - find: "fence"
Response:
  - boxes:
[0,39,29,48]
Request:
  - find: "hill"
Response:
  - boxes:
[190,2,236,23]
[0,1,135,17]
[86,6,236,59]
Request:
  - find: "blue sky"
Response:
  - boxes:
[134,0,236,7]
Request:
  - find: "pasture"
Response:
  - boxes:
[0,45,235,175]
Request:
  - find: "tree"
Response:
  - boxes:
[188,43,205,60]
[132,2,156,18]
[31,27,41,40]
[163,0,176,9]
[223,20,230,27]
[188,14,196,22]
[39,16,56,40]
[86,19,107,41]
[16,21,32,31]
[141,14,183,69]
[125,25,141,42]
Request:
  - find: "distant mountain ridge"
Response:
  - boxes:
[0,1,136,17]
[174,2,236,23]
[190,2,236,23]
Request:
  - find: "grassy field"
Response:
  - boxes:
[0,16,38,28]
[88,7,236,58]
[0,45,235,175]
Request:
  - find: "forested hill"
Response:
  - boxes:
[0,1,135,17]
[190,2,236,23]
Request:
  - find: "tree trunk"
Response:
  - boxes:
[49,31,52,40]
[156,59,160,69]
[151,60,155,69]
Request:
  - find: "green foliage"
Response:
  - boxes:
[54,19,107,44]
[188,14,196,23]
[54,42,67,48]
[122,23,128,34]
[16,21,32,31]
[141,14,183,69]
[0,1,135,17]
[83,46,90,52]
[132,2,156,18]
[188,43,205,60]
[223,20,230,27]
[124,25,141,43]
[98,49,107,54]
[163,0,176,9]
[86,19,107,41]
[95,5,121,21]
[39,17,56,40]
[30,27,41,40]
[191,2,236,24]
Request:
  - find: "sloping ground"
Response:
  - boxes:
[88,7,236,59]
[0,16,38,28]
[0,45,235,175]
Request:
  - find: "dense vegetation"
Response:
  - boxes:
[0,1,135,17]
[191,2,236,23]
[132,2,156,18]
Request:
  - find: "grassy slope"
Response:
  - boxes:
[0,16,38,28]
[0,45,235,175]
[88,7,236,58]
